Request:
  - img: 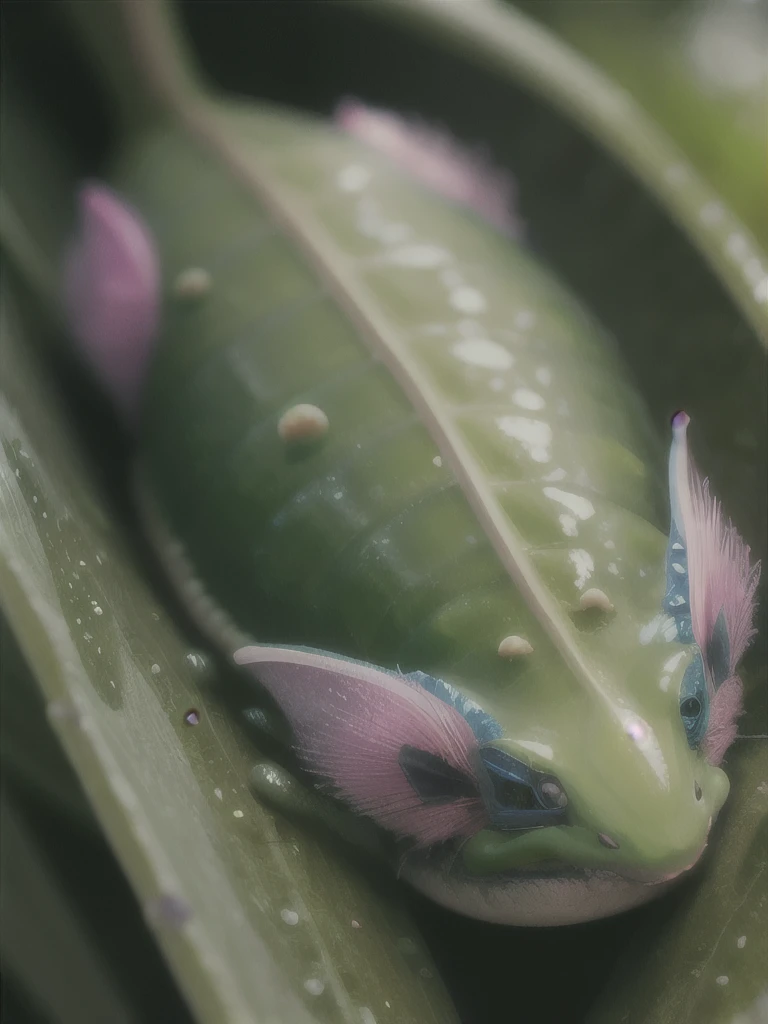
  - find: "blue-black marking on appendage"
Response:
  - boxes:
[406,670,504,744]
[679,652,710,748]
[663,521,693,644]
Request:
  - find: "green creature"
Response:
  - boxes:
[61,0,760,926]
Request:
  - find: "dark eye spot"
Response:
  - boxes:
[680,697,702,719]
[490,775,536,810]
[399,746,477,804]
[694,781,703,801]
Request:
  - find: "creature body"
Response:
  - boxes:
[63,103,760,926]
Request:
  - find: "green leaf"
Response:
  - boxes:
[0,788,137,1024]
[0,276,460,1024]
[588,740,768,1024]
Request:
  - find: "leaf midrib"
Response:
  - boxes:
[119,4,615,715]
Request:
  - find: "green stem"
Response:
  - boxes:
[63,0,206,134]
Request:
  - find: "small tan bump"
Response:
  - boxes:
[277,404,330,443]
[498,635,533,658]
[579,588,614,613]
[172,267,212,299]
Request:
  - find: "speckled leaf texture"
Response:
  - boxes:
[0,277,459,1024]
[1,1,766,1022]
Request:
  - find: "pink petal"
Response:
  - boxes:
[671,413,761,678]
[669,413,760,761]
[703,676,744,766]
[62,181,161,425]
[234,645,489,846]
[334,97,523,238]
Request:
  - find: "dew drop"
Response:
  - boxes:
[173,267,212,299]
[498,635,534,658]
[449,286,486,314]
[579,588,614,612]
[304,978,325,996]
[277,404,329,443]
[281,909,299,925]
[184,708,200,726]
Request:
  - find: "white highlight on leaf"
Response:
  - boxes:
[513,388,545,411]
[514,310,536,330]
[517,740,554,761]
[304,979,325,996]
[440,268,464,288]
[663,618,679,641]
[543,487,595,521]
[387,244,449,268]
[559,514,578,537]
[453,338,513,370]
[659,651,686,692]
[569,549,594,590]
[535,366,552,386]
[280,909,299,925]
[497,416,552,463]
[620,711,669,787]
[432,455,442,468]
[607,563,619,575]
[542,467,567,482]
[449,286,487,314]
[338,164,371,192]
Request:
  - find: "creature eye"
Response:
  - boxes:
[679,654,710,749]
[680,696,702,718]
[478,746,569,830]
[488,773,536,810]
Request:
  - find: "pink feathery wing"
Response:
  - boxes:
[669,412,761,763]
[334,97,524,239]
[62,182,161,426]
[233,645,490,846]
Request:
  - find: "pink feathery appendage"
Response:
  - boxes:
[703,676,744,766]
[234,646,489,846]
[334,97,524,239]
[671,413,761,762]
[62,182,161,426]
[681,449,761,677]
